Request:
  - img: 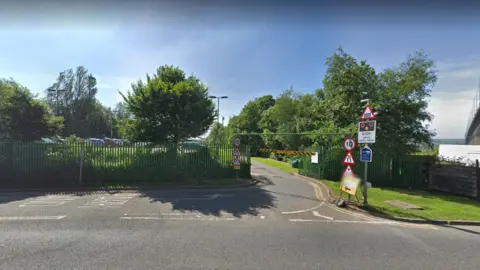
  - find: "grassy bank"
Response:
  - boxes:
[252,157,299,173]
[253,157,480,221]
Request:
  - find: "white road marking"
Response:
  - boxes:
[18,195,77,207]
[324,203,381,221]
[46,195,76,201]
[290,219,398,224]
[281,202,325,214]
[312,211,334,220]
[121,216,237,221]
[80,194,136,208]
[19,201,67,207]
[0,215,66,221]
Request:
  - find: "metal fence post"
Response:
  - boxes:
[79,142,84,186]
[476,159,480,199]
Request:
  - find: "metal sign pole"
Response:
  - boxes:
[363,145,368,206]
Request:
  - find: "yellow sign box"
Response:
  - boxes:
[340,175,361,196]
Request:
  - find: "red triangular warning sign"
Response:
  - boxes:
[360,105,376,120]
[343,152,355,165]
[342,165,354,176]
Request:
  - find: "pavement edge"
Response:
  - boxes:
[293,173,480,226]
[0,178,260,193]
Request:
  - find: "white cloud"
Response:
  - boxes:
[427,56,480,138]
[427,90,475,139]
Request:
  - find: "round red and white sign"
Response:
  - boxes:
[343,138,356,151]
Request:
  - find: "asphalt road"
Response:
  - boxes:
[0,161,479,269]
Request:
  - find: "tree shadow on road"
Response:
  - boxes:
[0,190,128,205]
[137,185,276,218]
[0,184,277,219]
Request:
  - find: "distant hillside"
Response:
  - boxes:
[433,139,465,145]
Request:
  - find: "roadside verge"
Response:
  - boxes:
[253,157,480,226]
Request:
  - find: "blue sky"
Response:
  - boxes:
[0,2,479,138]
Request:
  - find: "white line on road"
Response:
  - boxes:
[124,213,196,216]
[19,201,67,207]
[281,202,325,214]
[290,219,397,224]
[312,211,334,220]
[120,216,237,221]
[0,216,66,221]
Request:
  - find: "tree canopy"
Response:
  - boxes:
[121,65,216,144]
[0,79,63,141]
[209,48,436,155]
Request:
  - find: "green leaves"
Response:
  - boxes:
[0,78,64,141]
[225,47,437,155]
[122,65,216,144]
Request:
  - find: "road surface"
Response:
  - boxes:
[0,161,479,269]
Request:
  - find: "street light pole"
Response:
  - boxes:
[208,95,228,124]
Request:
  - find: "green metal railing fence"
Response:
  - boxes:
[298,147,430,189]
[0,142,251,188]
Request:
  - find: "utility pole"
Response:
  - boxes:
[208,95,228,124]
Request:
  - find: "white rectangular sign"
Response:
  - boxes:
[311,152,318,164]
[358,120,376,144]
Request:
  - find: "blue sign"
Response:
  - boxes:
[360,146,372,162]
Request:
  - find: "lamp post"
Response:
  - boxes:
[208,95,228,124]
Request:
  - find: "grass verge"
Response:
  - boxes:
[254,157,480,221]
[252,157,299,174]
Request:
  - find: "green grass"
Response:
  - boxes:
[254,157,480,221]
[252,157,299,174]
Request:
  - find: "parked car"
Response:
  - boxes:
[86,138,105,146]
[112,139,124,146]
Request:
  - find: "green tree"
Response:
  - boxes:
[206,123,228,145]
[121,65,216,144]
[230,95,276,153]
[0,79,63,141]
[374,51,437,153]
[45,66,99,137]
[318,48,436,153]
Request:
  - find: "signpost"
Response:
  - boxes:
[340,137,357,202]
[233,139,241,177]
[343,138,356,152]
[342,165,354,177]
[343,152,356,165]
[358,102,377,206]
[360,146,372,163]
[358,120,376,144]
[340,175,361,196]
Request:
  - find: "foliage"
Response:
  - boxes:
[45,66,100,138]
[206,123,229,145]
[225,95,276,153]
[121,65,216,144]
[226,48,437,156]
[0,142,251,187]
[0,78,63,141]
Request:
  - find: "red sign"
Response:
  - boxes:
[343,138,356,151]
[342,165,354,177]
[360,105,376,120]
[343,152,355,165]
